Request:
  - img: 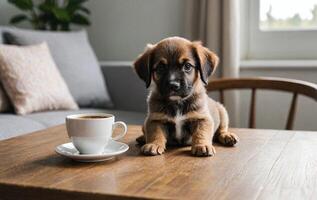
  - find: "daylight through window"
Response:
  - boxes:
[260,0,317,30]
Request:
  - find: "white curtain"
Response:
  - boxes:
[185,0,240,127]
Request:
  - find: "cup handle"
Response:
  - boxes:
[112,121,127,140]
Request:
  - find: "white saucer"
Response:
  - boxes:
[55,140,129,162]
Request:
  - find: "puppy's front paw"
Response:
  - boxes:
[218,132,239,146]
[141,143,165,156]
[191,144,216,157]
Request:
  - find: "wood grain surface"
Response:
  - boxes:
[0,125,316,200]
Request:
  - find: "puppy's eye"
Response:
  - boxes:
[183,63,193,72]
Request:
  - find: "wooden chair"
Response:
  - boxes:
[206,77,317,130]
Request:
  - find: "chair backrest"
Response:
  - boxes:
[206,77,317,130]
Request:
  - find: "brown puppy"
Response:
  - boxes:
[134,37,238,156]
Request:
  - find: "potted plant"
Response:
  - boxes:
[8,0,91,31]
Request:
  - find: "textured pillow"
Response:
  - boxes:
[0,27,11,112]
[4,28,113,108]
[0,43,78,115]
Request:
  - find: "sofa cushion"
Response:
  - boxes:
[24,109,145,127]
[101,64,147,112]
[0,114,46,140]
[3,28,113,108]
[0,42,78,115]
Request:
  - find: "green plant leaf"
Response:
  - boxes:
[68,0,88,6]
[8,0,33,11]
[71,14,90,25]
[66,0,89,13]
[38,3,54,13]
[10,14,28,24]
[52,8,71,22]
[78,6,90,14]
[8,0,91,30]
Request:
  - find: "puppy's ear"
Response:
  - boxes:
[133,44,155,88]
[192,41,219,85]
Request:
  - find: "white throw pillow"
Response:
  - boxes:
[4,28,113,108]
[0,42,78,115]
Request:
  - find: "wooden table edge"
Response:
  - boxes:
[0,182,165,200]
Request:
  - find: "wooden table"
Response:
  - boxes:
[0,125,316,200]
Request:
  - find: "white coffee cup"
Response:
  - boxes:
[66,113,127,154]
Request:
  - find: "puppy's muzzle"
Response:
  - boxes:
[168,80,181,92]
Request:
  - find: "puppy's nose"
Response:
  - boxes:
[168,81,181,91]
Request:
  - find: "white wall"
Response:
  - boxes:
[85,0,186,60]
[0,0,186,60]
[0,1,21,26]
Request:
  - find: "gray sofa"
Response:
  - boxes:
[0,64,148,140]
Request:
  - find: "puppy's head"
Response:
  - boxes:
[134,37,219,100]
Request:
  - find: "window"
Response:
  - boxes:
[242,0,317,60]
[260,0,317,30]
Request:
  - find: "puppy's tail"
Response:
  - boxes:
[215,102,239,146]
[216,102,229,134]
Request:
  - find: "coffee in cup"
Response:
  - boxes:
[66,113,127,154]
